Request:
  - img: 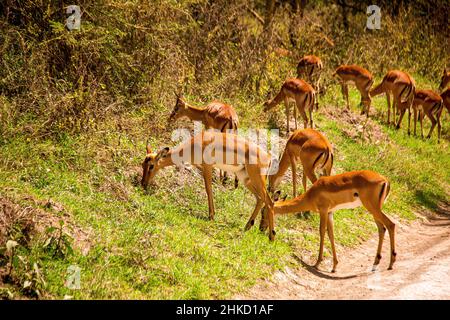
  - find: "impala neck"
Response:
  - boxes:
[269,150,291,190]
[370,82,385,97]
[274,193,315,214]
[183,104,206,123]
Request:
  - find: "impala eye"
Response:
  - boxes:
[149,164,154,170]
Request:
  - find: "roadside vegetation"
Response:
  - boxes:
[0,0,449,299]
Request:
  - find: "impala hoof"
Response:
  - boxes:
[244,220,254,231]
[269,230,276,241]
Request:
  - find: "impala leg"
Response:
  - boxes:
[242,181,263,230]
[289,153,297,198]
[244,198,265,231]
[393,95,399,126]
[324,154,333,176]
[378,212,396,270]
[315,76,321,111]
[396,108,406,130]
[419,110,424,138]
[314,210,329,269]
[386,93,391,125]
[308,105,314,128]
[284,97,290,134]
[407,105,411,135]
[327,212,338,273]
[202,165,215,220]
[302,171,307,192]
[426,111,437,139]
[340,82,349,109]
[437,110,442,143]
[300,150,318,188]
[372,220,386,271]
[253,171,275,241]
[413,106,417,136]
[293,100,298,130]
[246,167,275,239]
[300,109,308,129]
[365,200,396,270]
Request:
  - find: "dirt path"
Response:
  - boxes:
[236,211,450,300]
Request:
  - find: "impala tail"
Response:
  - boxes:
[431,100,444,116]
[400,82,415,104]
[379,181,390,206]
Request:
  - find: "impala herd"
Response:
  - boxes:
[141,55,449,274]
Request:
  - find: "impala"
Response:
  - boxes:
[259,170,395,273]
[264,78,315,135]
[370,70,415,133]
[268,129,333,197]
[297,55,323,110]
[412,89,444,142]
[333,65,373,116]
[438,68,450,91]
[141,131,278,241]
[169,94,239,187]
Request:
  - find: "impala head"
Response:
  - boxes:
[141,144,170,189]
[168,93,187,122]
[260,190,286,231]
[439,68,450,91]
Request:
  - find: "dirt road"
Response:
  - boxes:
[236,209,450,300]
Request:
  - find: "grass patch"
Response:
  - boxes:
[1,73,449,299]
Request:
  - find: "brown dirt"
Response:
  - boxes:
[236,206,450,300]
[0,194,92,255]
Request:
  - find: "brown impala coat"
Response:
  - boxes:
[412,89,444,142]
[269,129,333,197]
[169,97,239,186]
[333,65,374,115]
[262,170,396,273]
[264,78,315,134]
[370,70,415,132]
[142,131,279,241]
[296,55,323,78]
[169,97,239,132]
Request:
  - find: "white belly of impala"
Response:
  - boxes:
[331,198,363,212]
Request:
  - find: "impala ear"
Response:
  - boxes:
[156,147,170,161]
[146,144,152,154]
[444,68,448,75]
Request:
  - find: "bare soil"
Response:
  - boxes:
[236,205,450,300]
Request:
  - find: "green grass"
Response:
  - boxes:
[1,73,449,299]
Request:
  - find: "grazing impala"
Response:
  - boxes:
[264,78,315,135]
[169,95,239,187]
[268,129,333,197]
[370,70,415,133]
[438,68,450,91]
[259,170,395,273]
[412,89,444,142]
[333,65,374,116]
[141,131,278,241]
[297,55,323,110]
